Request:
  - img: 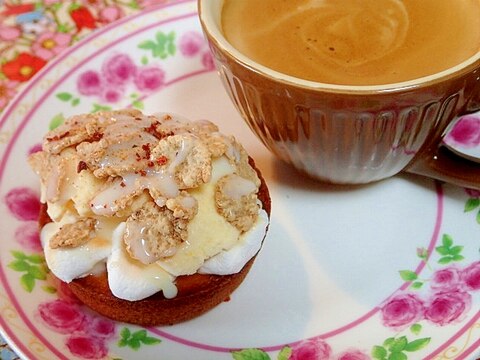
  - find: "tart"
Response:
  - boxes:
[29,109,270,326]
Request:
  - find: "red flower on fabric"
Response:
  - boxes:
[2,53,46,82]
[70,5,96,31]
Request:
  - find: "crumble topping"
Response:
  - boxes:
[30,110,262,266]
[215,174,259,232]
[151,134,212,188]
[50,218,97,249]
[124,200,187,264]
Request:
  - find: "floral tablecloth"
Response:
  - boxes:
[0,0,175,357]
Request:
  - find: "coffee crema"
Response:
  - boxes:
[221,0,480,85]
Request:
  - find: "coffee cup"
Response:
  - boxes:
[199,0,480,189]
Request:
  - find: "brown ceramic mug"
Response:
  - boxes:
[199,0,480,189]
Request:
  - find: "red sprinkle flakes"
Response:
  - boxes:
[144,122,174,140]
[142,143,151,159]
[77,161,88,173]
[89,132,104,142]
[120,181,126,187]
[135,170,147,176]
[135,152,142,161]
[144,122,161,139]
[156,155,168,165]
[147,161,154,168]
[46,131,70,142]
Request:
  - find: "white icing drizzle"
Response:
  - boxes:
[223,174,257,200]
[168,136,194,172]
[90,170,179,216]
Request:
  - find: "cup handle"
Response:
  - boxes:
[405,81,480,190]
[405,143,480,190]
[405,88,480,190]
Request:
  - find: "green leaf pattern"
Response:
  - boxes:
[138,31,176,59]
[372,336,430,360]
[8,251,47,293]
[464,196,480,224]
[118,328,161,350]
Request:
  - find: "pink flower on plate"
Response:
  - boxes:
[424,290,471,326]
[0,25,21,41]
[98,5,124,24]
[102,53,137,85]
[179,31,204,57]
[88,317,115,339]
[202,50,215,70]
[15,221,42,252]
[77,70,103,96]
[38,299,86,334]
[431,267,462,291]
[0,79,17,109]
[444,115,480,148]
[290,338,332,360]
[32,31,72,60]
[101,86,124,103]
[5,187,41,221]
[336,350,370,360]
[134,65,165,92]
[380,293,424,329]
[66,334,108,359]
[462,261,480,291]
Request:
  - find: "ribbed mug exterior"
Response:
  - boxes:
[214,52,478,183]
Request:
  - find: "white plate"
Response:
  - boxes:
[0,1,479,359]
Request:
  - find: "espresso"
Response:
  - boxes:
[222,0,480,85]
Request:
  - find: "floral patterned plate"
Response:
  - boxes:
[0,1,479,359]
